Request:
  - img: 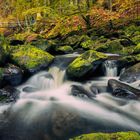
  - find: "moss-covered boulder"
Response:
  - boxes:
[55,45,73,54]
[9,45,54,74]
[66,50,107,80]
[95,40,124,54]
[133,43,140,54]
[132,35,140,45]
[70,132,140,140]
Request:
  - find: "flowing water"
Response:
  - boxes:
[0,54,140,140]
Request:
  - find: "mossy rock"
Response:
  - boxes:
[70,131,140,140]
[9,45,54,73]
[132,35,140,45]
[55,45,73,54]
[95,40,124,54]
[133,43,140,54]
[66,50,107,80]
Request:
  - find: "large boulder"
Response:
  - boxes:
[119,62,140,83]
[108,79,140,98]
[66,50,107,80]
[9,45,54,74]
[71,132,140,140]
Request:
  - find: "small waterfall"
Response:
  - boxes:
[103,60,118,77]
[48,66,66,88]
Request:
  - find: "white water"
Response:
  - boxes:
[103,60,118,77]
[0,55,140,139]
[8,66,140,131]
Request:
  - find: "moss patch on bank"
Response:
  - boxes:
[70,131,140,140]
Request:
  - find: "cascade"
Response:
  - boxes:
[0,54,139,140]
[103,60,118,77]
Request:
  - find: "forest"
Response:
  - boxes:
[0,0,140,140]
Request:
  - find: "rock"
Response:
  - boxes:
[22,86,39,93]
[95,40,124,54]
[0,64,23,86]
[71,132,140,140]
[119,62,140,83]
[132,35,140,45]
[133,43,140,54]
[55,46,73,54]
[66,50,107,80]
[108,79,140,98]
[71,85,95,99]
[90,85,99,95]
[9,39,24,46]
[113,88,137,99]
[9,44,54,74]
[0,86,20,103]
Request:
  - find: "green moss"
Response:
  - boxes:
[132,35,140,45]
[9,44,54,72]
[67,50,107,78]
[133,43,140,54]
[70,132,140,140]
[56,45,73,54]
[81,39,94,50]
[124,24,140,37]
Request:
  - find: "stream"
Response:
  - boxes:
[0,54,140,140]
